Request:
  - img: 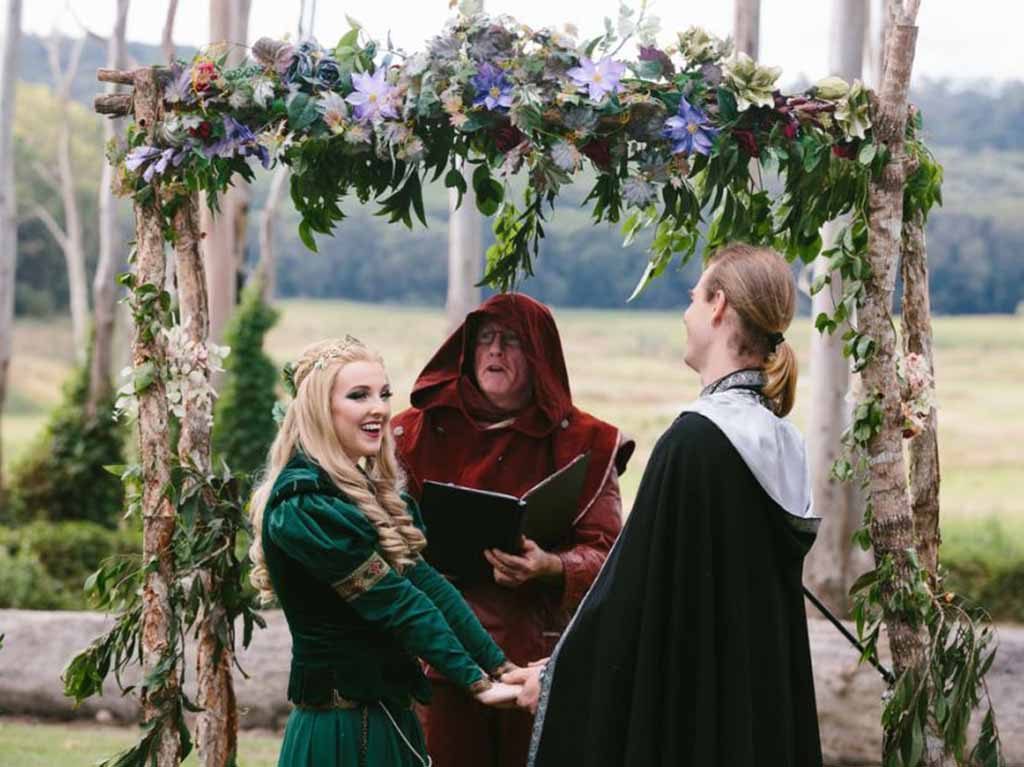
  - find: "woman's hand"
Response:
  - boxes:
[501,661,546,713]
[484,537,563,588]
[473,681,523,708]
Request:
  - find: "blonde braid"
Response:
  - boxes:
[248,338,425,603]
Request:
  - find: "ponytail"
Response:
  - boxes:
[762,341,798,416]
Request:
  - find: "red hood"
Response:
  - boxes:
[410,293,572,437]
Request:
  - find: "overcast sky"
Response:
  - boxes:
[8,0,1023,85]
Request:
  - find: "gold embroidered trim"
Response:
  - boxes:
[333,552,390,601]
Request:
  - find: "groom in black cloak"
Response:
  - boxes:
[505,243,824,767]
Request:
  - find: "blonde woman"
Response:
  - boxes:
[249,338,517,767]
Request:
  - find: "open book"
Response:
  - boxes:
[420,453,591,582]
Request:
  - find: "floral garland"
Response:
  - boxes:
[114,12,878,293]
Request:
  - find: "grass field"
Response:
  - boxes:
[0,719,280,767]
[4,300,1021,526]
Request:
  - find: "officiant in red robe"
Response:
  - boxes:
[392,293,634,767]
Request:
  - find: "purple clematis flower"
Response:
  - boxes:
[662,96,719,156]
[566,55,626,101]
[345,68,398,123]
[471,63,514,111]
[203,117,271,169]
[126,145,187,183]
[126,146,162,173]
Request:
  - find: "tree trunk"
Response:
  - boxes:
[172,193,238,767]
[733,0,761,58]
[87,0,130,419]
[252,0,314,304]
[48,33,90,363]
[202,0,251,346]
[445,169,482,332]
[162,0,178,64]
[255,165,288,302]
[804,0,871,615]
[900,210,940,576]
[445,0,483,333]
[132,66,181,767]
[0,0,23,505]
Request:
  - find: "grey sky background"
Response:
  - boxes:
[7,0,1022,86]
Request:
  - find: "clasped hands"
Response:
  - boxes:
[472,659,547,713]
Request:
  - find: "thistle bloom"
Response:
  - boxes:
[346,68,398,122]
[566,56,626,101]
[472,63,514,111]
[662,96,718,156]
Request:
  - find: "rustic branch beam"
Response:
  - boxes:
[94,92,132,117]
[97,67,134,84]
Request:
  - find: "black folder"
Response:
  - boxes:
[420,453,591,581]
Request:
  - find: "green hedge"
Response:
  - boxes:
[0,521,139,609]
[941,516,1024,624]
[4,360,125,527]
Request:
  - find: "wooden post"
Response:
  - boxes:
[130,66,181,767]
[900,207,941,576]
[172,194,239,767]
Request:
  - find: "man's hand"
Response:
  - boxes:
[484,537,563,588]
[501,661,546,713]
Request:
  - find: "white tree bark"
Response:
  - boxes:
[804,0,871,615]
[0,0,23,503]
[446,169,482,332]
[46,31,90,364]
[445,0,484,332]
[87,0,129,418]
[201,0,252,346]
[253,0,312,303]
[161,0,178,63]
[733,0,761,58]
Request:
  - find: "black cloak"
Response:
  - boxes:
[527,371,823,767]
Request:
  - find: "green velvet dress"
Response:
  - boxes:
[264,453,507,767]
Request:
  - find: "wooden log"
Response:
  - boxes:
[97,67,134,85]
[94,92,132,117]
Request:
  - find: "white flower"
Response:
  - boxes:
[228,87,252,110]
[252,76,276,108]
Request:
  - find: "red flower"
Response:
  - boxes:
[189,121,213,140]
[192,59,217,93]
[493,124,525,153]
[581,138,612,170]
[831,141,858,159]
[782,120,799,140]
[734,129,759,158]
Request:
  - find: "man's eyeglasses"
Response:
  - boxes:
[476,328,522,349]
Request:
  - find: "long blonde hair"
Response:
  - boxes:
[248,338,426,604]
[704,243,798,417]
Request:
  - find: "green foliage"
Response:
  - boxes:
[5,360,125,527]
[63,462,264,767]
[0,545,68,609]
[0,520,138,609]
[212,284,281,486]
[942,518,1024,624]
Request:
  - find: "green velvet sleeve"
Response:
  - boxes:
[402,495,508,673]
[266,494,487,690]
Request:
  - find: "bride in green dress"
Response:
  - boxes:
[248,337,519,767]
